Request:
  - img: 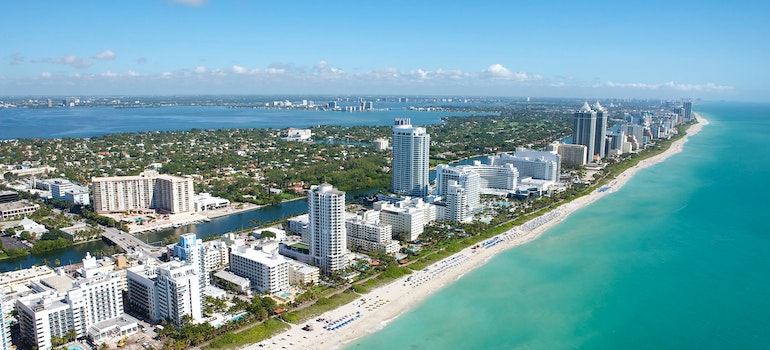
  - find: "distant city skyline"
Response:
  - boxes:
[1,1,767,101]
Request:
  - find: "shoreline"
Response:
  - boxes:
[243,116,708,350]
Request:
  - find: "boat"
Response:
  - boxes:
[203,217,211,222]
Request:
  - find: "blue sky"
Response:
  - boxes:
[1,0,768,101]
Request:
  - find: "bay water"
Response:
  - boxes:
[348,102,770,349]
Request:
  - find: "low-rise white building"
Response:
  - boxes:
[230,246,289,294]
[194,193,230,212]
[286,260,320,286]
[285,128,312,141]
[374,197,436,242]
[345,210,401,254]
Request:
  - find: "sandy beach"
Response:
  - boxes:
[246,116,708,350]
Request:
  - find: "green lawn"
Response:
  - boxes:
[205,318,290,350]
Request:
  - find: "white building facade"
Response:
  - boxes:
[392,118,430,197]
[308,184,348,275]
[92,170,194,214]
[230,246,289,293]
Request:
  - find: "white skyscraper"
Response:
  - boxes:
[392,118,430,197]
[308,183,348,275]
[126,260,203,328]
[155,262,202,327]
[435,164,481,211]
[174,233,206,292]
[445,180,471,222]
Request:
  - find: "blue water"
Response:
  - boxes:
[0,106,476,139]
[349,102,770,349]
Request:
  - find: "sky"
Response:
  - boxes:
[1,0,768,101]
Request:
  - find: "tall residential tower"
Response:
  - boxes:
[593,101,608,159]
[308,184,348,275]
[392,118,430,197]
[573,102,597,161]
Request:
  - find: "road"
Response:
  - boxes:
[102,227,163,258]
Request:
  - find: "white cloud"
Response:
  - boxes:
[93,50,116,60]
[482,64,542,81]
[231,65,248,74]
[194,66,207,74]
[40,72,51,78]
[52,55,92,68]
[169,0,207,6]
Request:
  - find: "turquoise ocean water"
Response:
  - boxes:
[348,102,770,349]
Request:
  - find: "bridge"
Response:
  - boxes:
[102,227,163,258]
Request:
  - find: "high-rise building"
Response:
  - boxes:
[445,180,471,222]
[593,101,608,158]
[92,170,194,214]
[392,118,430,197]
[16,254,125,350]
[174,233,206,292]
[155,262,202,327]
[435,164,481,221]
[308,184,348,275]
[126,260,203,328]
[573,102,597,160]
[683,101,693,122]
[549,143,588,166]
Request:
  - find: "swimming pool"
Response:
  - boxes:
[68,346,84,350]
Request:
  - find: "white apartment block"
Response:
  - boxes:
[16,292,70,350]
[126,260,203,328]
[435,164,481,211]
[445,180,472,222]
[489,149,561,182]
[16,266,124,350]
[230,246,289,294]
[374,197,436,242]
[0,265,56,292]
[156,262,202,327]
[286,260,320,286]
[92,170,194,214]
[309,184,348,275]
[459,162,519,194]
[345,210,401,254]
[287,214,310,244]
[548,143,588,166]
[392,118,430,197]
